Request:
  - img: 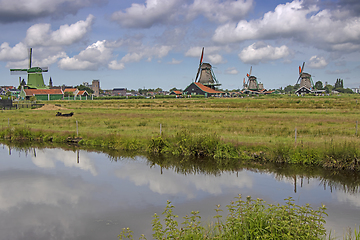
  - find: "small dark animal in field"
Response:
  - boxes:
[62,112,74,117]
[56,112,74,117]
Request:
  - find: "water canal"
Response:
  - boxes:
[0,144,359,239]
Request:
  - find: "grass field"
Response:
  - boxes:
[1,94,360,169]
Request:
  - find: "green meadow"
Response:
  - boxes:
[1,94,360,170]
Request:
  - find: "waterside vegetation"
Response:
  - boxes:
[117,194,359,239]
[1,95,359,171]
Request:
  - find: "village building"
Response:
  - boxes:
[169,90,183,97]
[20,88,64,100]
[295,86,312,95]
[112,88,127,96]
[76,90,89,100]
[64,88,79,96]
[63,88,90,99]
[184,82,224,97]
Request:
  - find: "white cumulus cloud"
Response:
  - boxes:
[168,58,182,64]
[120,45,172,63]
[213,0,360,52]
[25,14,94,47]
[187,0,253,23]
[0,0,105,23]
[308,55,328,68]
[0,42,28,61]
[239,42,290,64]
[58,40,113,70]
[225,67,238,75]
[111,0,253,29]
[108,60,125,70]
[111,0,181,28]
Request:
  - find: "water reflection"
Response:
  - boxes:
[3,143,360,195]
[0,143,359,239]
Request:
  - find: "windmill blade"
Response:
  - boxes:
[195,66,201,82]
[296,76,301,85]
[300,62,305,74]
[10,69,28,75]
[249,66,252,76]
[41,67,49,72]
[29,48,32,69]
[200,47,204,65]
[195,47,204,82]
[299,66,302,74]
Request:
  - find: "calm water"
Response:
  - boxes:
[0,144,359,240]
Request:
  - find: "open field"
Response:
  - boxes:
[1,94,360,169]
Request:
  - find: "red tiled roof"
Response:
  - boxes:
[2,86,15,90]
[78,90,88,95]
[172,90,182,95]
[24,89,63,96]
[194,82,224,94]
[64,88,77,92]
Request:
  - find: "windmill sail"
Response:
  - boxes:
[10,69,28,75]
[195,47,204,82]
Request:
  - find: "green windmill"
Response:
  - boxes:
[10,48,48,89]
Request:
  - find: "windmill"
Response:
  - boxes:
[245,66,262,91]
[295,62,313,90]
[194,47,221,90]
[10,48,48,89]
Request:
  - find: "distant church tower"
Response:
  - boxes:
[91,80,100,97]
[49,77,53,88]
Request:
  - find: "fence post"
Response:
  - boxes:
[295,127,297,144]
[76,120,79,137]
[356,121,358,136]
[160,123,162,135]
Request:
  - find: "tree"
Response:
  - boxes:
[29,96,36,102]
[314,81,323,90]
[324,84,333,93]
[284,85,294,93]
[76,85,94,94]
[64,92,74,97]
[334,79,344,89]
[169,87,182,92]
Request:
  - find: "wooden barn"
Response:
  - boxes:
[20,88,64,100]
[184,82,224,97]
[295,86,312,95]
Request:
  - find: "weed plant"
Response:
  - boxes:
[118,194,329,240]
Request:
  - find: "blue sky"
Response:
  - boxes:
[0,0,359,91]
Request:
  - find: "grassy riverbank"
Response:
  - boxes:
[1,95,359,170]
